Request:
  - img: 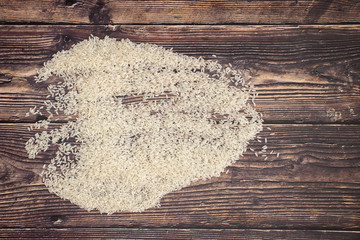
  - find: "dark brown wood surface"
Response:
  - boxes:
[1,228,360,240]
[1,0,360,239]
[0,25,359,124]
[0,0,360,24]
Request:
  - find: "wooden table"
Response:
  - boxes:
[0,1,359,239]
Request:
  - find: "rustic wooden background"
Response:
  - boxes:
[0,0,359,239]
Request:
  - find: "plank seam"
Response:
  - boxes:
[1,227,359,231]
[1,22,360,26]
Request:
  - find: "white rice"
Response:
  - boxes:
[25,36,263,214]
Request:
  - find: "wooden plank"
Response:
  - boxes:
[0,123,359,229]
[0,25,359,123]
[1,228,360,240]
[0,0,359,24]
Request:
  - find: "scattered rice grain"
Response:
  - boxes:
[25,36,263,214]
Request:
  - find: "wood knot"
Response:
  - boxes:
[89,0,112,24]
[64,0,83,8]
[63,35,71,43]
[25,172,35,184]
[55,35,74,51]
[0,163,9,182]
[65,0,77,6]
[0,74,12,84]
[51,215,65,224]
[290,0,298,6]
[288,164,295,170]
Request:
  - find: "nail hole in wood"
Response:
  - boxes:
[63,35,71,43]
[51,215,65,224]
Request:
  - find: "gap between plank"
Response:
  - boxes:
[1,22,360,26]
[1,227,360,231]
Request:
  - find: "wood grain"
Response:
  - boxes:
[1,228,360,240]
[0,25,359,123]
[1,0,359,238]
[0,0,359,24]
[1,123,359,229]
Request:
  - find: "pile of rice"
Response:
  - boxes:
[26,36,263,214]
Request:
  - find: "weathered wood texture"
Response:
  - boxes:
[1,228,360,240]
[0,0,360,24]
[0,25,359,123]
[1,1,359,239]
[1,123,359,229]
